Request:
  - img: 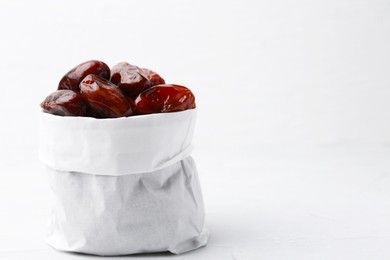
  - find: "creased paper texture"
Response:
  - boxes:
[39,109,196,176]
[39,109,209,256]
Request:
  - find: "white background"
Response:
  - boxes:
[1,0,390,259]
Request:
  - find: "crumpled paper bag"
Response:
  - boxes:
[39,109,209,256]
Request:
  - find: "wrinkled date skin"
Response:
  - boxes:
[110,62,165,98]
[134,84,196,115]
[40,60,189,118]
[141,68,165,86]
[58,60,110,91]
[80,74,133,118]
[40,90,87,116]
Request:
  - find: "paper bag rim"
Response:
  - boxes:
[39,109,197,176]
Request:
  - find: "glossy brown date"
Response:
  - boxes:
[110,62,165,98]
[58,60,110,91]
[110,62,151,98]
[134,84,196,115]
[40,90,87,116]
[80,74,133,118]
[141,68,165,86]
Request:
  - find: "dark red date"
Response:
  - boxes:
[134,84,196,115]
[40,90,87,116]
[141,68,165,86]
[110,62,151,98]
[80,74,133,118]
[110,62,166,98]
[58,60,110,91]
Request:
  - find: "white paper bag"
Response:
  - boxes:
[39,109,209,256]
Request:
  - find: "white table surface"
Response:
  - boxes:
[0,1,389,258]
[1,144,389,260]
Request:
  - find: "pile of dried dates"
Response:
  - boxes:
[40,60,196,118]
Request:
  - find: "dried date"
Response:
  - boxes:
[134,84,195,114]
[80,74,133,118]
[58,60,110,91]
[40,90,87,116]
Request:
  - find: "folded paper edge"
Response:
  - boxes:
[39,109,197,176]
[39,145,194,176]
